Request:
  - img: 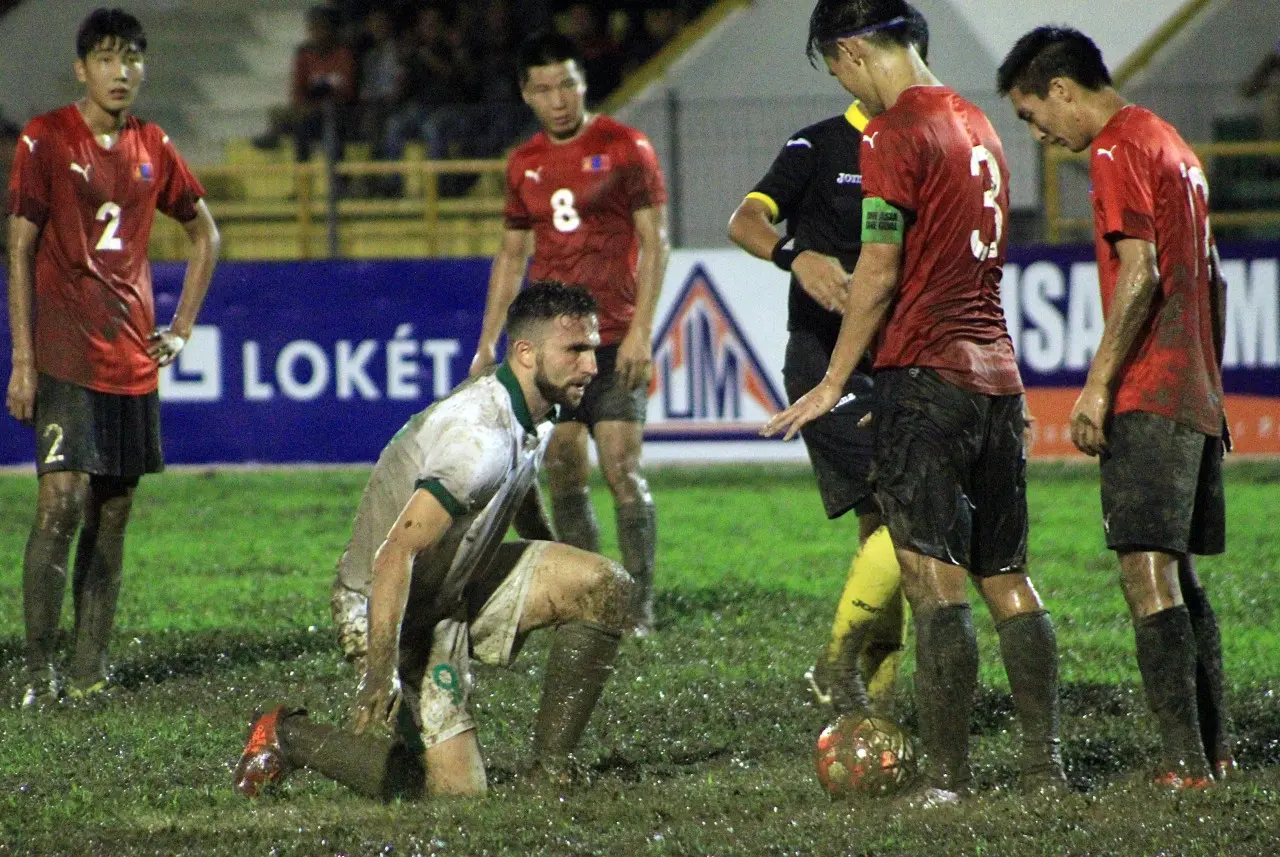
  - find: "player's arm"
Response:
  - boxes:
[1070,237,1159,456]
[728,196,850,314]
[471,228,531,376]
[616,204,670,390]
[762,200,904,441]
[351,487,456,734]
[511,483,555,541]
[6,215,40,424]
[149,199,220,367]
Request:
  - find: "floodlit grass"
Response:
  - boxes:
[1,463,1277,856]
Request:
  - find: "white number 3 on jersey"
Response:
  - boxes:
[551,188,581,233]
[969,146,1004,261]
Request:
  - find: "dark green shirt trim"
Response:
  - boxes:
[495,362,537,434]
[416,477,467,518]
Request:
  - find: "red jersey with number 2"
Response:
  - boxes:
[504,115,667,345]
[7,104,205,395]
[1089,106,1224,437]
[859,86,1021,396]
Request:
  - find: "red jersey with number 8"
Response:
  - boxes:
[503,115,667,346]
[7,104,205,395]
[859,86,1021,396]
[1089,105,1224,437]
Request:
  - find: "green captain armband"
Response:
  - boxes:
[861,197,905,244]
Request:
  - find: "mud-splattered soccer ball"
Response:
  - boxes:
[814,715,917,797]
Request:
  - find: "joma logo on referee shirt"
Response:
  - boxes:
[647,265,786,438]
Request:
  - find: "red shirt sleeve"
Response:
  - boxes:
[7,121,51,226]
[1091,139,1156,243]
[619,131,666,211]
[503,154,532,230]
[859,120,920,213]
[155,130,206,223]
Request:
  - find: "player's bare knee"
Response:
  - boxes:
[34,476,88,536]
[574,556,634,630]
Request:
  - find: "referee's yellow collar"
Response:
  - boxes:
[845,102,870,132]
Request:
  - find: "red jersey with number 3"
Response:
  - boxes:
[860,86,1021,396]
[1089,106,1224,436]
[7,104,205,395]
[504,115,667,345]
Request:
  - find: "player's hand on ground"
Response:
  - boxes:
[469,346,496,378]
[147,328,186,367]
[351,666,402,735]
[616,328,653,390]
[6,363,36,425]
[1070,381,1110,456]
[792,251,851,314]
[761,378,842,441]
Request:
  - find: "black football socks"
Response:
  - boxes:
[1134,606,1212,777]
[615,499,657,631]
[912,604,978,792]
[996,611,1065,781]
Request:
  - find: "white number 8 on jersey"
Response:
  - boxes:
[551,188,581,233]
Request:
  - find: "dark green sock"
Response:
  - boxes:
[1134,606,1210,776]
[533,622,622,760]
[912,605,978,791]
[996,611,1064,777]
[278,711,425,801]
[551,488,600,553]
[615,500,656,629]
[1182,586,1231,765]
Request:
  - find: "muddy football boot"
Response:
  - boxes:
[66,674,110,702]
[21,664,62,709]
[233,707,293,797]
[805,650,870,717]
[1151,768,1214,791]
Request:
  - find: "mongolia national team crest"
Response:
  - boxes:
[646,264,786,439]
[135,162,153,182]
[582,154,611,173]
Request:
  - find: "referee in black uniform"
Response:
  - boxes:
[728,4,929,717]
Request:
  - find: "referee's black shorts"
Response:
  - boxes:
[34,373,163,479]
[782,326,876,520]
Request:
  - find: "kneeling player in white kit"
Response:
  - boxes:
[233,281,633,799]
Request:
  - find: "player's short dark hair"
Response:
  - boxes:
[997,26,1112,97]
[307,4,340,31]
[517,31,586,86]
[807,0,912,66]
[76,8,146,59]
[904,3,928,63]
[507,281,598,341]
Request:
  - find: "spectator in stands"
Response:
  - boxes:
[622,3,683,76]
[255,5,357,163]
[383,5,476,163]
[469,0,530,157]
[559,2,622,104]
[1242,38,1280,145]
[356,5,405,191]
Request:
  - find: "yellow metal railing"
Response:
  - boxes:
[151,157,507,261]
[1042,140,1280,244]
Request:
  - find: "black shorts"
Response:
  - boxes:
[872,368,1027,576]
[558,344,647,428]
[783,327,876,519]
[34,373,163,478]
[1099,411,1226,556]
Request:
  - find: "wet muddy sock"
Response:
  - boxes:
[1182,585,1231,764]
[70,524,126,684]
[22,525,76,675]
[912,605,978,791]
[615,500,656,628]
[1134,606,1210,775]
[996,611,1063,777]
[533,622,622,760]
[277,713,424,801]
[551,488,601,553]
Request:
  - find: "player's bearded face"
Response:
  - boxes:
[76,38,145,115]
[534,315,600,407]
[522,62,588,140]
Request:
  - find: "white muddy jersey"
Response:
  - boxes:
[334,363,551,607]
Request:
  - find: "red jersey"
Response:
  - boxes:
[860,87,1022,396]
[1089,106,1224,436]
[7,105,205,394]
[504,115,667,345]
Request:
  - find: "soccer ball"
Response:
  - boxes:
[814,715,917,798]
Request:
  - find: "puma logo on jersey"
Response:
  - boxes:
[863,132,880,148]
[636,138,652,150]
[21,135,37,153]
[786,137,813,149]
[1095,146,1117,160]
[524,167,543,184]
[70,162,92,182]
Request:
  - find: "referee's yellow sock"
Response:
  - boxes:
[824,526,902,665]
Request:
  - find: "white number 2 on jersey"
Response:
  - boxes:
[969,146,1004,261]
[95,202,123,251]
[551,188,581,233]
